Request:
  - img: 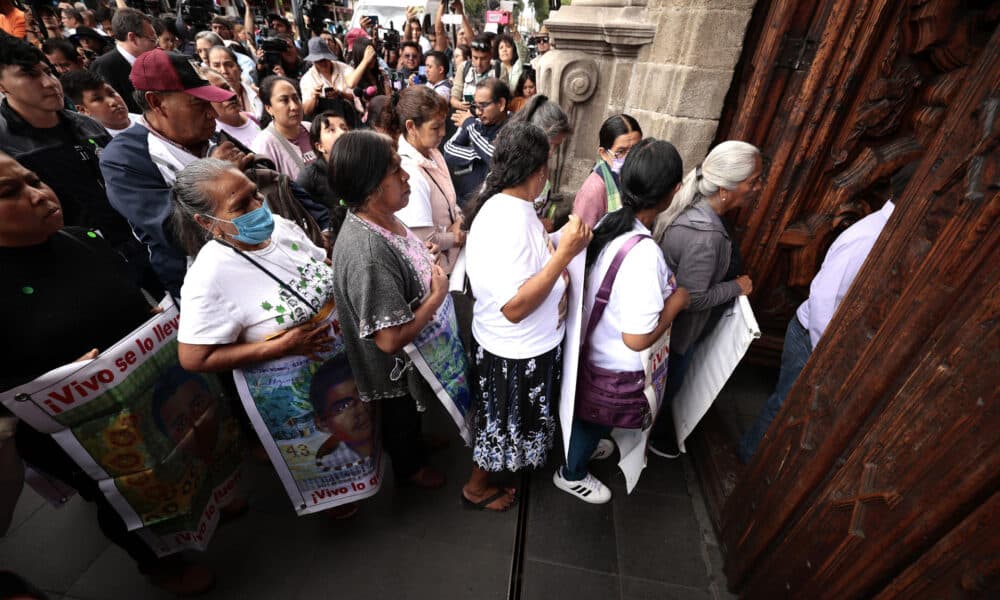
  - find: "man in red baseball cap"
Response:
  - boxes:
[100,48,252,299]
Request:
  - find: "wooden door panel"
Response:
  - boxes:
[718,0,999,363]
[741,273,999,598]
[874,492,1000,599]
[718,19,1000,591]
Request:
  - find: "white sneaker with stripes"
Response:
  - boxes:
[552,468,612,504]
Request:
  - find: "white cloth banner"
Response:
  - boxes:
[557,249,587,460]
[672,295,760,452]
[612,330,670,493]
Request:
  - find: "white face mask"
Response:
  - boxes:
[610,157,626,174]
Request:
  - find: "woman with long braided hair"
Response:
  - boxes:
[461,122,592,511]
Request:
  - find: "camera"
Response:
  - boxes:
[180,0,214,34]
[259,37,288,73]
[382,27,400,53]
[303,0,335,35]
[387,69,404,91]
[412,66,427,85]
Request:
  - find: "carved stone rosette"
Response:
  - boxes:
[536,2,656,195]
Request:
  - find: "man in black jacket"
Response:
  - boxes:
[0,33,155,291]
[89,7,156,114]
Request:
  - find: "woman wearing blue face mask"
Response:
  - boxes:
[572,114,643,228]
[172,158,364,518]
[171,158,336,386]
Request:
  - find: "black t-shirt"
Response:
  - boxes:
[0,228,153,392]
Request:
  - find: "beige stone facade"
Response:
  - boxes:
[540,0,756,194]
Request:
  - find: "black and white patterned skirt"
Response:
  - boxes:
[471,341,562,472]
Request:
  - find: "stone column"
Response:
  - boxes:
[540,0,757,194]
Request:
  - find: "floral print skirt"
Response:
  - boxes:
[471,341,562,472]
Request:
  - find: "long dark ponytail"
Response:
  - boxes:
[467,121,550,225]
[585,138,683,267]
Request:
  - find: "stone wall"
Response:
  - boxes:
[542,0,756,194]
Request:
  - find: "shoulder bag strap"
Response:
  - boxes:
[265,123,306,171]
[581,234,652,356]
[419,164,456,224]
[215,237,319,313]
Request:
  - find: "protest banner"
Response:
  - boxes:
[558,250,587,461]
[0,297,243,557]
[232,302,383,516]
[672,295,760,452]
[612,330,670,493]
[404,293,473,445]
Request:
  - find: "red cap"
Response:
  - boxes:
[345,28,369,52]
[129,49,235,103]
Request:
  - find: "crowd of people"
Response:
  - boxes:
[0,1,797,597]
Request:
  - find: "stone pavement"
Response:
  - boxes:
[0,369,773,600]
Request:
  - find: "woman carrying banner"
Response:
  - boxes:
[328,131,450,490]
[0,151,215,595]
[462,122,592,511]
[572,114,644,229]
[554,139,690,503]
[648,141,762,458]
[171,159,363,518]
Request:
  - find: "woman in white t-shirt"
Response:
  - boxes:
[171,159,359,519]
[553,139,690,504]
[201,69,261,149]
[463,122,592,512]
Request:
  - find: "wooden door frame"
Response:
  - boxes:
[696,0,1000,595]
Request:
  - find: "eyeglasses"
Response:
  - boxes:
[402,53,420,60]
[607,147,631,159]
[537,37,550,44]
[470,100,495,113]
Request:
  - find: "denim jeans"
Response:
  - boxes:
[563,418,612,481]
[738,317,813,463]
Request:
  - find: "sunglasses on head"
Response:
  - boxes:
[471,41,490,51]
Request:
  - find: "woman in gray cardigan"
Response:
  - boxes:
[648,140,762,457]
[329,131,450,489]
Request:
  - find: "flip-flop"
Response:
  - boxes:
[461,489,515,512]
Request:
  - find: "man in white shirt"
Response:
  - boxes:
[737,166,912,462]
[425,50,451,99]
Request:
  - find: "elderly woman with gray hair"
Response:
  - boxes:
[171,157,366,517]
[647,140,763,458]
[169,158,333,371]
[507,94,573,229]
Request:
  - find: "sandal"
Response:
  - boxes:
[326,502,359,520]
[400,465,446,489]
[143,557,215,596]
[461,489,515,512]
[422,432,451,452]
[219,497,249,525]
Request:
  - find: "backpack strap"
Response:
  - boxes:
[581,234,651,356]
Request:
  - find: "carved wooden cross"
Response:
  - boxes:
[832,462,903,538]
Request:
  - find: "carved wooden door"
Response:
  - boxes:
[706,0,1000,597]
[717,0,998,364]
